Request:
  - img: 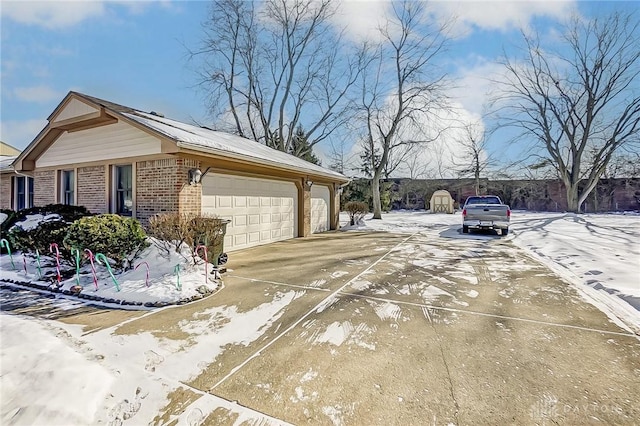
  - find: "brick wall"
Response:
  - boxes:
[77,165,107,214]
[0,173,12,210]
[136,157,201,225]
[178,157,201,216]
[34,170,55,205]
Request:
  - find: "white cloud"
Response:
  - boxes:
[431,0,577,36]
[344,102,485,179]
[333,1,577,42]
[0,119,48,150]
[13,85,63,103]
[447,57,510,115]
[331,1,392,42]
[0,0,171,30]
[1,1,107,29]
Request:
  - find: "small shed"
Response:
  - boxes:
[430,190,454,214]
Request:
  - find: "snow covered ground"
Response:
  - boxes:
[1,210,638,425]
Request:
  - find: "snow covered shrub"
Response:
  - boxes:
[63,214,149,269]
[1,209,17,254]
[147,213,226,264]
[8,204,92,258]
[344,201,369,226]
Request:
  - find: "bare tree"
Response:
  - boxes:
[192,0,364,158]
[452,121,495,195]
[497,11,640,212]
[358,0,450,219]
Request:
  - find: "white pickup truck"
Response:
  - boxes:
[462,195,511,236]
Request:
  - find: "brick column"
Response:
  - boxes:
[177,158,201,216]
[34,170,56,206]
[302,182,311,236]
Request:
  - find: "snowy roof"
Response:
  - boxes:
[62,92,346,182]
[122,111,346,181]
[0,156,16,172]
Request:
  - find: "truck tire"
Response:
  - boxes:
[502,228,509,236]
[462,225,469,234]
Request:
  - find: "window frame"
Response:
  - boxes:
[112,164,134,217]
[12,175,34,211]
[59,169,76,205]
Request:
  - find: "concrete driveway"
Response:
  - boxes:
[8,227,640,425]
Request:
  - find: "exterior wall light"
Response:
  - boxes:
[188,168,202,185]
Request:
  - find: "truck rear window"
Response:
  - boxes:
[465,197,501,205]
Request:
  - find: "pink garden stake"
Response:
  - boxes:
[84,249,99,291]
[196,245,208,284]
[49,243,61,284]
[135,261,150,287]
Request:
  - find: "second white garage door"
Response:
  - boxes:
[311,185,330,233]
[201,174,297,251]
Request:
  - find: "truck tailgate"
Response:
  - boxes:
[465,206,509,221]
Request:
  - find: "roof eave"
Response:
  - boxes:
[177,141,349,183]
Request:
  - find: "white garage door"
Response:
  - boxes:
[201,174,297,251]
[311,185,330,234]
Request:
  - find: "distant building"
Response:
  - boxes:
[0,142,21,157]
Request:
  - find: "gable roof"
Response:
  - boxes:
[15,91,347,183]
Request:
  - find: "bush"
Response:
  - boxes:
[63,214,149,269]
[1,209,17,253]
[7,204,92,258]
[344,201,369,226]
[147,213,227,264]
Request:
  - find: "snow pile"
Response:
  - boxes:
[0,212,7,225]
[12,214,62,231]
[0,314,114,425]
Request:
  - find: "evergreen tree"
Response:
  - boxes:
[289,125,321,165]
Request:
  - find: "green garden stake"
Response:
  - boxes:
[174,264,182,291]
[0,239,15,270]
[71,248,81,286]
[96,253,120,291]
[35,249,43,279]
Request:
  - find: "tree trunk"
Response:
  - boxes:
[371,175,382,219]
[565,183,581,213]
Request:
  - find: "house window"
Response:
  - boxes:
[60,170,75,205]
[13,176,34,211]
[114,165,133,216]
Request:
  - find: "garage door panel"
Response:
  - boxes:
[234,234,247,246]
[311,185,330,234]
[218,196,232,208]
[202,173,297,251]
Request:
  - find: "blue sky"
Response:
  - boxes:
[1,1,636,175]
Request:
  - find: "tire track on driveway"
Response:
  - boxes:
[207,231,421,393]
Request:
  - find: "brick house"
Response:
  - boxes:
[9,91,349,252]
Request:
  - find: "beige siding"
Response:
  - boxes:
[37,121,162,168]
[52,98,98,122]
